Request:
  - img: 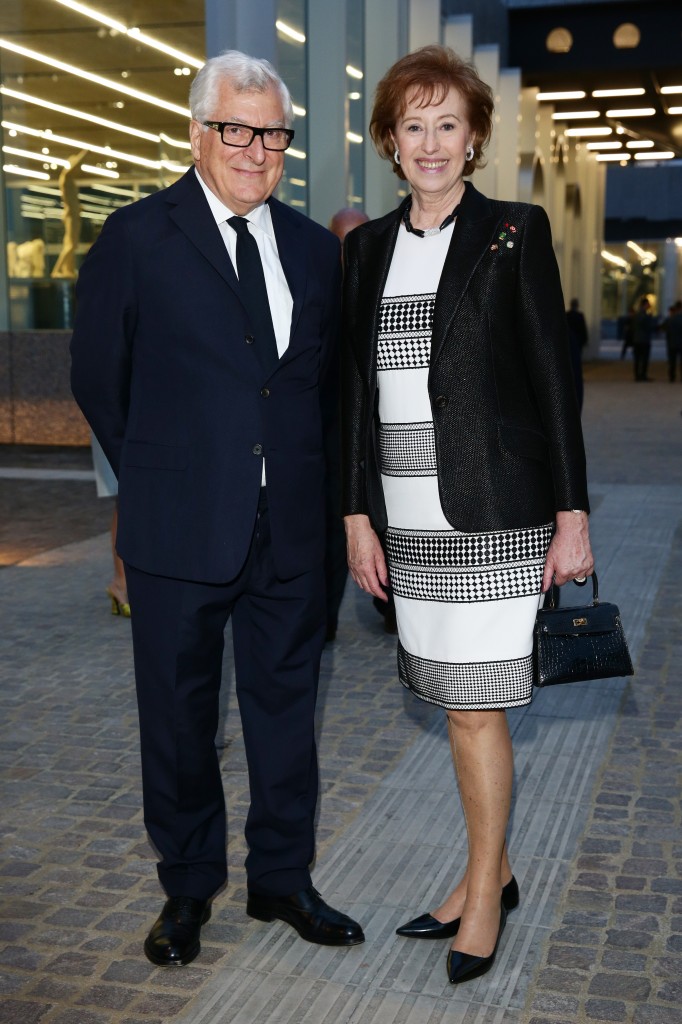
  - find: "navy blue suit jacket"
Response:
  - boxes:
[71,169,341,583]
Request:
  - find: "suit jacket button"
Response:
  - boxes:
[245,334,254,345]
[435,394,448,408]
[252,443,263,455]
[260,387,270,398]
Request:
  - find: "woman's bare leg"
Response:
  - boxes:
[441,708,513,955]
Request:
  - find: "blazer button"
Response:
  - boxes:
[245,334,254,345]
[435,394,448,408]
[252,443,263,456]
[260,387,270,398]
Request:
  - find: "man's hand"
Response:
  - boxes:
[542,510,594,592]
[344,514,389,600]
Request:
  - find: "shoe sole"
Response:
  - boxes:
[246,905,365,946]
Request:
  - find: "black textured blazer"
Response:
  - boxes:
[341,181,589,534]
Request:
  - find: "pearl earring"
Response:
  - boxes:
[466,145,474,162]
[394,148,401,165]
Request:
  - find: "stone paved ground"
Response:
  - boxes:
[1,361,681,1024]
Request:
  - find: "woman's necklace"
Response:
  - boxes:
[402,195,461,238]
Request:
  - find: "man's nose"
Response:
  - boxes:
[245,134,267,161]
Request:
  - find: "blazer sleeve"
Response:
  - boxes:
[340,229,370,517]
[70,210,138,476]
[516,205,590,512]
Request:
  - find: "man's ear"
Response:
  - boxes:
[189,120,203,162]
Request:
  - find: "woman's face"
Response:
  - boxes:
[391,86,472,203]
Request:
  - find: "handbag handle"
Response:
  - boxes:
[543,571,599,610]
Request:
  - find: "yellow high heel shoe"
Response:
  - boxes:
[107,587,131,618]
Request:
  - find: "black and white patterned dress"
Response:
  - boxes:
[379,224,552,710]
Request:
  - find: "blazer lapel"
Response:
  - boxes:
[351,205,403,389]
[166,170,241,296]
[430,182,503,368]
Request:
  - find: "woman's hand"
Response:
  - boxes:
[344,514,389,600]
[542,511,594,592]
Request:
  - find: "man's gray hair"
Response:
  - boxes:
[190,50,294,127]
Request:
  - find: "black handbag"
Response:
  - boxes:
[533,572,634,687]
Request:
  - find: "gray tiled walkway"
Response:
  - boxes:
[1,364,681,1024]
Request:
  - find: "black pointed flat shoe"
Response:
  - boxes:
[396,876,519,939]
[446,905,507,985]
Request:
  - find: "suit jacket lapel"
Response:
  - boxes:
[166,170,241,296]
[430,182,503,368]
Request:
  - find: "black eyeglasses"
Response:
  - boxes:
[203,121,295,151]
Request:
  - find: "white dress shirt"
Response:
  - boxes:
[195,168,294,483]
[194,168,293,358]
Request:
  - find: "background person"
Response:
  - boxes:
[341,45,592,987]
[71,50,363,969]
[632,296,656,382]
[565,297,588,412]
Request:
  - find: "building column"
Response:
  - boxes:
[408,0,441,50]
[363,0,405,219]
[204,0,277,63]
[443,15,473,59]
[307,0,348,227]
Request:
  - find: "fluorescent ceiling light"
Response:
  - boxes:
[2,120,187,172]
[586,141,622,150]
[346,65,364,80]
[627,241,656,260]
[667,107,682,115]
[634,151,675,159]
[292,105,306,117]
[3,145,70,167]
[564,127,612,137]
[82,164,120,178]
[159,132,192,151]
[92,184,152,198]
[287,148,306,159]
[592,88,644,98]
[661,86,682,94]
[51,0,203,68]
[625,140,655,149]
[0,86,161,143]
[276,20,305,43]
[0,38,191,118]
[605,107,656,117]
[288,178,306,187]
[551,110,600,119]
[596,153,631,162]
[537,91,585,101]
[602,250,630,268]
[3,163,51,179]
[346,132,363,143]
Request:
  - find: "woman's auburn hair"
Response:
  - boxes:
[369,45,494,180]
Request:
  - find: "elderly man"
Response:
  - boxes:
[71,50,364,967]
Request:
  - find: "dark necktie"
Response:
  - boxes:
[228,216,279,375]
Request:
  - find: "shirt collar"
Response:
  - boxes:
[194,167,273,237]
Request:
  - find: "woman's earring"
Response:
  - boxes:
[394,148,401,165]
[466,145,474,162]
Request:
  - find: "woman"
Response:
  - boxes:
[341,46,593,986]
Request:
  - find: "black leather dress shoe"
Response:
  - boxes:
[143,896,211,967]
[247,886,364,946]
[446,905,507,985]
[396,876,519,938]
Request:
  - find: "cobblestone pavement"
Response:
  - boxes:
[1,363,681,1024]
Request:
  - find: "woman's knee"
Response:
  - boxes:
[446,708,507,735]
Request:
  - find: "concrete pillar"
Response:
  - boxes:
[443,14,473,60]
[495,67,521,202]
[204,0,277,63]
[408,0,441,50]
[472,45,499,198]
[307,0,348,227]
[661,238,679,316]
[364,0,404,219]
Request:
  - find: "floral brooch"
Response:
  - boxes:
[490,221,517,253]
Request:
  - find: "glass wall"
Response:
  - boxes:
[275,0,308,214]
[346,0,365,209]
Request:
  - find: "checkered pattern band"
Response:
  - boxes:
[377,293,434,370]
[379,421,437,476]
[386,523,553,603]
[398,644,534,710]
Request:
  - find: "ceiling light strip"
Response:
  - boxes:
[537,91,585,101]
[605,107,656,117]
[52,0,203,68]
[0,38,191,118]
[592,88,644,98]
[3,120,166,169]
[0,86,162,143]
[3,163,51,179]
